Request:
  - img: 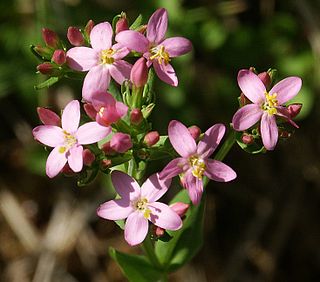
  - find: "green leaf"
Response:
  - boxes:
[154,189,205,272]
[130,14,143,30]
[109,80,123,102]
[34,76,59,90]
[109,247,164,282]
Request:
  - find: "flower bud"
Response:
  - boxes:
[130,108,143,125]
[188,125,201,140]
[83,149,95,166]
[239,93,250,107]
[83,103,97,120]
[84,20,94,37]
[115,14,129,34]
[130,57,148,87]
[241,133,254,145]
[144,131,160,147]
[37,62,54,75]
[155,226,165,237]
[67,26,84,46]
[33,45,53,60]
[287,103,302,118]
[170,202,189,217]
[37,107,60,126]
[61,163,74,175]
[100,159,112,169]
[42,28,59,48]
[258,71,271,88]
[110,133,133,153]
[52,49,66,65]
[101,141,116,156]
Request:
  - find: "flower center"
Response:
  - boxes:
[134,198,151,219]
[59,130,77,153]
[149,45,170,65]
[189,156,206,179]
[100,48,115,65]
[262,92,278,115]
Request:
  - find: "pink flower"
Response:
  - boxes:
[66,22,132,101]
[160,120,237,205]
[116,8,192,86]
[32,100,111,178]
[97,171,182,246]
[232,69,302,150]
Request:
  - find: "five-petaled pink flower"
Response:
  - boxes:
[66,22,132,101]
[232,69,302,150]
[116,8,192,87]
[160,120,237,205]
[33,100,111,178]
[97,171,182,246]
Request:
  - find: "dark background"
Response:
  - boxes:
[0,0,319,281]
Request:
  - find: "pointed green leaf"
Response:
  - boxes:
[130,14,143,30]
[34,77,59,90]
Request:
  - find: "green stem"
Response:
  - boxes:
[214,128,236,161]
[141,235,162,270]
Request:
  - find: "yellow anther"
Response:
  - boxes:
[134,198,151,219]
[100,48,115,65]
[189,156,206,179]
[149,45,171,65]
[59,146,66,153]
[62,130,77,149]
[98,107,105,117]
[262,92,278,115]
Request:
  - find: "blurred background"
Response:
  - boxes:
[0,0,319,281]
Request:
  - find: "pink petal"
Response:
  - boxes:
[168,120,197,158]
[269,76,302,104]
[238,69,266,104]
[82,65,111,102]
[67,145,83,172]
[115,30,149,53]
[260,112,278,150]
[197,124,225,159]
[276,107,299,128]
[62,100,80,133]
[184,170,203,205]
[153,61,178,86]
[115,101,128,118]
[162,37,192,57]
[76,122,111,145]
[140,173,171,202]
[232,104,263,131]
[91,91,116,110]
[147,8,168,44]
[112,43,130,60]
[97,198,133,220]
[111,171,141,201]
[37,107,60,126]
[124,211,149,246]
[204,159,237,182]
[148,202,182,230]
[90,22,113,51]
[32,125,64,147]
[66,47,99,71]
[159,158,189,180]
[46,146,68,178]
[109,60,132,85]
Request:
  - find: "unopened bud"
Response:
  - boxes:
[83,103,97,120]
[67,26,84,46]
[83,149,95,166]
[144,131,160,147]
[110,133,133,153]
[188,125,201,140]
[42,28,59,48]
[115,14,129,34]
[170,202,189,217]
[37,62,53,75]
[241,133,254,145]
[287,103,302,118]
[239,93,250,107]
[84,20,94,37]
[130,108,143,125]
[101,141,116,156]
[61,163,74,175]
[52,49,66,65]
[155,226,165,237]
[100,159,112,169]
[130,57,148,87]
[258,71,271,88]
[37,107,60,126]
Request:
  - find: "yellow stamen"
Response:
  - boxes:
[98,107,105,117]
[59,146,66,153]
[100,48,115,65]
[134,198,151,219]
[262,92,278,115]
[59,130,77,154]
[189,156,206,179]
[149,45,170,65]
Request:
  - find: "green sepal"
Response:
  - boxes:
[112,14,122,31]
[34,76,59,90]
[130,14,143,30]
[115,219,125,230]
[109,247,164,282]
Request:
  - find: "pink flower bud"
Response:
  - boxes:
[101,141,116,156]
[83,103,97,120]
[37,62,53,75]
[130,108,143,125]
[67,27,84,46]
[42,28,59,48]
[84,20,94,37]
[100,159,112,169]
[188,125,201,140]
[287,103,302,118]
[239,93,250,107]
[144,131,160,147]
[61,163,74,175]
[110,133,133,153]
[115,15,129,34]
[170,202,189,217]
[241,133,254,145]
[258,71,271,88]
[155,226,165,237]
[130,57,148,87]
[37,107,60,126]
[83,149,95,166]
[52,49,66,65]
